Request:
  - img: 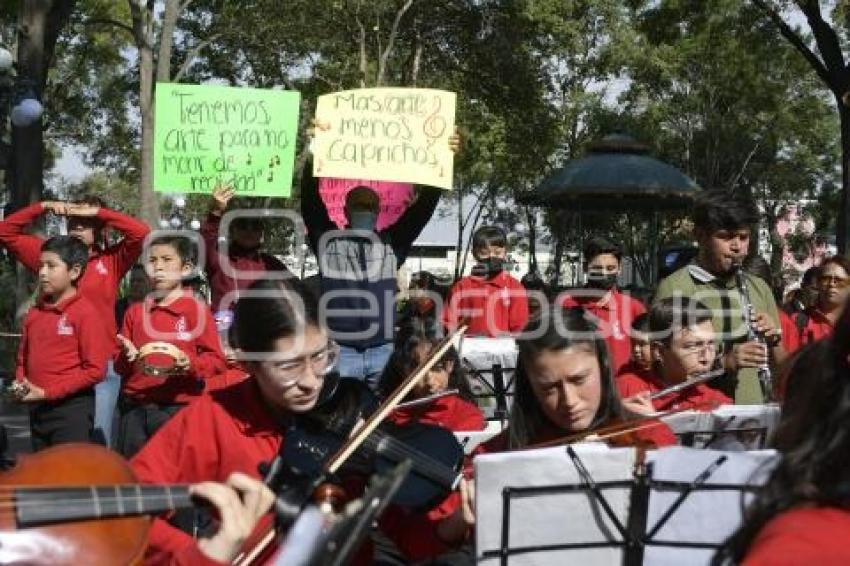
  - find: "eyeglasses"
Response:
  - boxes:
[268,341,340,385]
[818,275,850,288]
[671,340,719,357]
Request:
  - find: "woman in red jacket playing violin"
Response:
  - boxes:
[401,306,677,555]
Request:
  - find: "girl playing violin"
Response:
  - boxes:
[617,297,732,412]
[130,278,344,564]
[380,318,485,431]
[418,307,677,551]
[376,318,484,564]
[713,323,850,564]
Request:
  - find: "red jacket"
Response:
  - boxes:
[116,292,226,404]
[558,289,646,375]
[0,203,149,344]
[616,368,732,411]
[131,380,282,566]
[200,212,291,312]
[16,292,112,400]
[743,507,850,565]
[442,271,529,337]
[780,308,834,355]
[389,394,486,431]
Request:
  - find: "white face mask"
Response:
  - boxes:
[348,210,378,231]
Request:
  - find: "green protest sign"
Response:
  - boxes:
[154,83,300,197]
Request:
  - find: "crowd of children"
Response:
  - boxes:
[0,181,846,564]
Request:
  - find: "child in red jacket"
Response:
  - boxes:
[116,234,226,457]
[617,297,732,412]
[442,226,529,337]
[0,197,150,446]
[12,236,112,450]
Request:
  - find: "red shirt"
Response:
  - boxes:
[442,271,529,337]
[558,289,646,375]
[389,394,485,431]
[116,292,226,404]
[200,212,291,312]
[16,292,112,400]
[0,203,150,344]
[780,309,834,354]
[617,369,732,411]
[131,380,282,566]
[743,507,850,565]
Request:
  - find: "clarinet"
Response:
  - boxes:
[734,266,775,403]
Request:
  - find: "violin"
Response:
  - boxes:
[0,443,198,565]
[531,400,721,451]
[233,326,468,565]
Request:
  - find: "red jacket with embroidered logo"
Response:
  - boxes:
[743,507,850,566]
[15,292,112,400]
[200,212,292,312]
[616,367,732,411]
[558,289,647,376]
[131,379,282,566]
[442,271,529,337]
[116,291,226,404]
[0,203,150,344]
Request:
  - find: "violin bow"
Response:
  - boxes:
[530,399,721,450]
[395,389,459,410]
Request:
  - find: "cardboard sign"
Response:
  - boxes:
[317,177,414,230]
[312,88,456,190]
[154,83,300,197]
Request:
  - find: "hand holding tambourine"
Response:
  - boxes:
[118,334,190,378]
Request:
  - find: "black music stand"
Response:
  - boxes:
[462,358,514,423]
[476,447,766,565]
[477,447,639,566]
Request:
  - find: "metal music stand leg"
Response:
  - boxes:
[492,363,508,422]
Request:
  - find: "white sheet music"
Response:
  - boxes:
[661,404,781,450]
[475,443,636,566]
[643,447,778,566]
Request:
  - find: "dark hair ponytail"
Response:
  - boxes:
[232,278,321,354]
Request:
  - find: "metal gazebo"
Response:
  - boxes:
[522,134,700,284]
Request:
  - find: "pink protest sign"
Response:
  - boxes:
[318,177,414,230]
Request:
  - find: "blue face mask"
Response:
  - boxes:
[348,210,378,231]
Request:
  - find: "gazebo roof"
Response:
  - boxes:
[522,134,700,211]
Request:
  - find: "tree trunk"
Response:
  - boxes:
[138,39,159,226]
[839,104,850,255]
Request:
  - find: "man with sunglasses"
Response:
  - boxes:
[618,297,732,413]
[653,190,783,404]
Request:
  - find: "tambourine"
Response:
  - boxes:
[137,342,188,378]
